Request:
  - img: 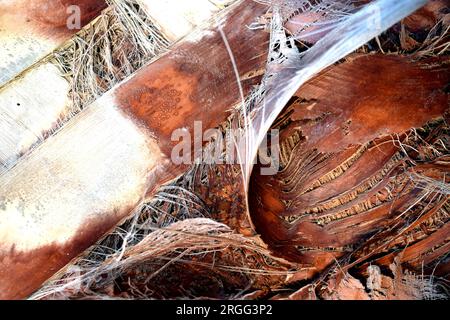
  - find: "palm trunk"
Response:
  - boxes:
[0,0,448,300]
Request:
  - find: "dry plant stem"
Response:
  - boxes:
[32,164,307,300]
[35,53,450,300]
[0,0,170,175]
[0,0,269,300]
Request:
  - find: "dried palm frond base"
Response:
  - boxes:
[249,52,449,298]
[32,3,449,300]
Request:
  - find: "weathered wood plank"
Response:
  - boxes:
[0,0,269,299]
[0,0,228,176]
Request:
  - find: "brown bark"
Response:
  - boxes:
[249,54,450,278]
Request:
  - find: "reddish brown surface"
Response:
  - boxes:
[285,12,331,43]
[0,0,107,40]
[115,0,270,196]
[0,210,126,300]
[283,55,448,154]
[249,54,450,276]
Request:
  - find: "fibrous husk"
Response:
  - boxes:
[31,0,450,300]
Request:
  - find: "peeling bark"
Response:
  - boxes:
[249,53,450,278]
